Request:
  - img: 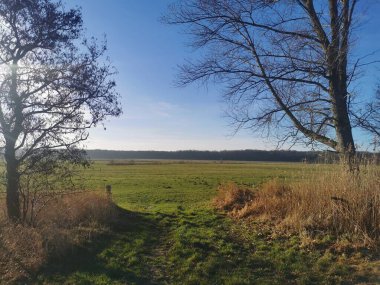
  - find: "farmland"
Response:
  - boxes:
[26,161,380,284]
[83,160,307,212]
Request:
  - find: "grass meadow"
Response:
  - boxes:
[2,160,380,284]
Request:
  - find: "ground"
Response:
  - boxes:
[35,160,380,284]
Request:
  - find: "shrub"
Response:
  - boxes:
[0,192,117,284]
[237,179,293,219]
[213,182,254,212]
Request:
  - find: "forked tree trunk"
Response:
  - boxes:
[5,143,20,221]
[326,0,357,171]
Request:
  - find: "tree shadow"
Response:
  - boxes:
[33,206,380,285]
[35,205,163,285]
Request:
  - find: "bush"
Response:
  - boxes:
[0,192,117,284]
[213,182,254,213]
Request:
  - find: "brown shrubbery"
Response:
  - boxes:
[213,182,254,213]
[0,192,117,284]
[214,164,380,246]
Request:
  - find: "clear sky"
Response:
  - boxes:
[70,0,380,151]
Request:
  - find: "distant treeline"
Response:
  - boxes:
[86,149,380,163]
[86,149,352,162]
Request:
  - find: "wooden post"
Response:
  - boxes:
[105,185,112,201]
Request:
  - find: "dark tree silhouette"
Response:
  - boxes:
[166,0,378,167]
[0,0,121,220]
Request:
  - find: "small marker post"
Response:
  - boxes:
[105,184,112,201]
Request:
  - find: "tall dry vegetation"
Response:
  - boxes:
[214,164,380,246]
[0,192,117,284]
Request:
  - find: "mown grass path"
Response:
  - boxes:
[36,161,380,284]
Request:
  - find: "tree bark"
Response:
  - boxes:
[3,60,22,221]
[335,102,357,170]
[5,142,20,221]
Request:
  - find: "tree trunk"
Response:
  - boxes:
[5,142,20,221]
[326,0,357,170]
[4,60,22,221]
[334,95,357,170]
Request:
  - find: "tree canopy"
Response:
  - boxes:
[166,0,379,161]
[0,0,121,220]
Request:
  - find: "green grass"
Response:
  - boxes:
[35,161,380,285]
[82,160,310,212]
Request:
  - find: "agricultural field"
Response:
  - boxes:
[33,160,379,284]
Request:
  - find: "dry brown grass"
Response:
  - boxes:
[213,182,254,214]
[237,179,293,220]
[214,164,380,246]
[0,192,117,284]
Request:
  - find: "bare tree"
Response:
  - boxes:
[352,86,380,139]
[166,0,378,166]
[19,148,89,226]
[0,0,121,221]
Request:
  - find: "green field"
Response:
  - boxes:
[84,160,309,212]
[37,161,379,285]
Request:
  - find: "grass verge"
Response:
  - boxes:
[214,164,380,246]
[36,208,380,284]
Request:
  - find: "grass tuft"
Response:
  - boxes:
[213,182,254,213]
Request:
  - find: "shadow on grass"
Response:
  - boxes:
[35,205,163,285]
[35,205,380,285]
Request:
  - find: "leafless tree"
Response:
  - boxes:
[352,86,380,139]
[0,0,121,221]
[19,148,88,226]
[166,0,378,167]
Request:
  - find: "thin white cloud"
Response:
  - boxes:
[149,101,181,118]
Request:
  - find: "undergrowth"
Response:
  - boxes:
[26,161,380,284]
[214,164,380,247]
[36,209,380,285]
[0,192,116,284]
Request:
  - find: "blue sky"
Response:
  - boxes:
[71,0,380,151]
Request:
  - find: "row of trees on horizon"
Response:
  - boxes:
[86,149,380,163]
